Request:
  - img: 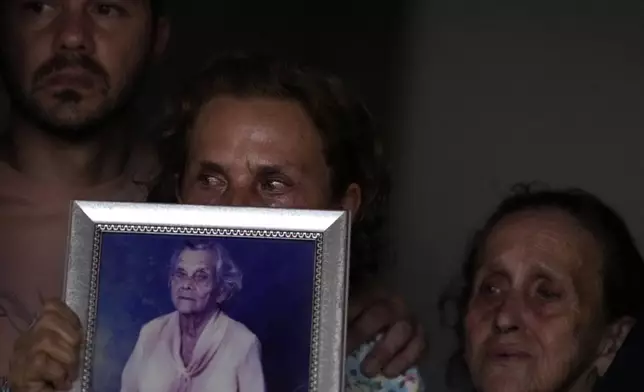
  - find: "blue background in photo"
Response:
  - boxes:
[92,232,316,392]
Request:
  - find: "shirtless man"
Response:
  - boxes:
[0,0,168,376]
[0,0,424,385]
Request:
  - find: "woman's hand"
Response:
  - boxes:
[347,289,426,378]
[8,299,82,392]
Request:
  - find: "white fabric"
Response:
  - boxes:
[120,311,265,392]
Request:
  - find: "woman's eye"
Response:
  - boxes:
[197,174,225,188]
[479,282,501,296]
[261,179,288,193]
[536,286,562,301]
[194,273,209,283]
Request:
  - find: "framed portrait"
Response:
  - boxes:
[63,201,350,392]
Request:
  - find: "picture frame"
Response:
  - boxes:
[63,201,350,392]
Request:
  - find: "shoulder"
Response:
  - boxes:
[138,312,175,339]
[220,313,260,348]
[0,161,51,205]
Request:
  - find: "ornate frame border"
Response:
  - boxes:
[64,201,350,392]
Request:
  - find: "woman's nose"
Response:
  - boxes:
[493,292,523,334]
[222,188,264,207]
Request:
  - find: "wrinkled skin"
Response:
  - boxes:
[465,209,633,392]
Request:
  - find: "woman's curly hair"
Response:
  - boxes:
[147,51,392,290]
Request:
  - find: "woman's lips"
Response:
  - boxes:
[486,344,532,360]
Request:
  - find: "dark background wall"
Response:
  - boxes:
[159,0,410,143]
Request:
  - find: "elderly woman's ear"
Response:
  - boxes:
[594,316,637,376]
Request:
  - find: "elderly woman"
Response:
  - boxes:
[443,185,644,392]
[120,240,264,392]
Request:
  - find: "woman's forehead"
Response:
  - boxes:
[190,96,320,146]
[480,209,602,278]
[186,96,328,174]
[176,249,215,271]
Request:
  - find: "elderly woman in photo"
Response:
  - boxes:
[120,240,264,392]
[442,185,644,392]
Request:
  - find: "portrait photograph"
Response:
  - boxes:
[63,201,349,392]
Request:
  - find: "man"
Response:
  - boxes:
[0,0,169,376]
[0,0,424,385]
[121,240,265,392]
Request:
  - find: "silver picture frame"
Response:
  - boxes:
[63,200,350,392]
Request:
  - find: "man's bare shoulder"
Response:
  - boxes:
[0,161,46,206]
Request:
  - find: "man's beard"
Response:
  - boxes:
[1,52,151,144]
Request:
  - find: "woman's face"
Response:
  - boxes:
[465,209,606,392]
[177,94,362,219]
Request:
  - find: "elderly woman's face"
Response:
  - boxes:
[465,209,605,392]
[170,249,216,315]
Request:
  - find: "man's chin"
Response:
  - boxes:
[36,118,106,142]
[41,100,107,123]
[20,101,117,142]
[47,113,101,130]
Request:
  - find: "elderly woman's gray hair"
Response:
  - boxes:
[170,240,243,302]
